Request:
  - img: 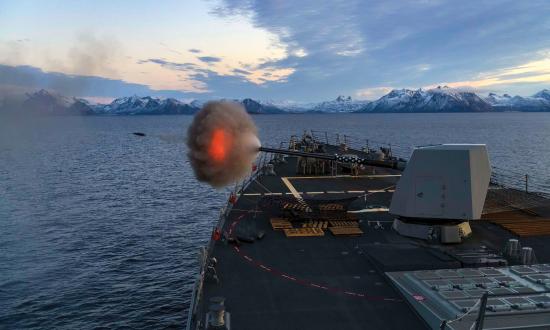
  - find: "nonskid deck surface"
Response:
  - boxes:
[194,151,550,330]
[199,179,427,328]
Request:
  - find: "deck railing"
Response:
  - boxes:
[186,141,278,330]
[310,130,550,197]
[441,289,550,330]
[185,246,207,330]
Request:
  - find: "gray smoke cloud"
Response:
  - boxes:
[47,33,120,96]
[186,101,260,188]
[0,33,120,100]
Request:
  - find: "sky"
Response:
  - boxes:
[0,0,549,102]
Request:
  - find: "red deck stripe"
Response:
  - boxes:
[227,215,403,303]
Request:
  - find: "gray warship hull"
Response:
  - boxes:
[187,132,550,330]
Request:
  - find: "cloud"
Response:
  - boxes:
[0,64,203,99]
[425,52,550,90]
[0,39,31,66]
[233,68,251,75]
[197,56,222,63]
[65,33,121,77]
[0,33,124,97]
[355,86,394,100]
[138,58,199,71]
[140,55,295,91]
[415,64,431,72]
[135,56,295,99]
[159,42,184,56]
[213,0,550,99]
[3,1,550,101]
[81,96,116,104]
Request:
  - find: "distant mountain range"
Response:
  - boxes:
[358,87,492,113]
[96,95,197,115]
[1,87,549,115]
[484,89,550,112]
[262,95,371,113]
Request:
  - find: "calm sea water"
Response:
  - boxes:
[1,113,550,329]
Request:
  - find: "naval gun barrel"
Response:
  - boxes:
[258,146,398,168]
[258,147,335,160]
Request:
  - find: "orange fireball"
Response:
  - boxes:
[208,128,231,162]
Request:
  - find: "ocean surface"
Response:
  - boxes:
[1,113,550,329]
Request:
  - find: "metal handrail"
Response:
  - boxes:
[441,289,550,330]
[187,148,273,330]
[185,246,208,330]
[310,129,550,196]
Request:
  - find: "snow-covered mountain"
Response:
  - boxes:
[358,86,492,113]
[4,88,550,116]
[259,100,315,113]
[190,99,206,109]
[15,89,93,115]
[0,91,200,115]
[484,92,514,105]
[98,96,198,115]
[188,98,285,114]
[484,90,550,112]
[240,98,285,114]
[97,96,285,115]
[309,96,370,113]
[533,89,550,101]
[262,96,370,113]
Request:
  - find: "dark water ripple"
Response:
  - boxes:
[1,113,549,329]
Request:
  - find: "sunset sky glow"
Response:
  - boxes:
[1,0,549,101]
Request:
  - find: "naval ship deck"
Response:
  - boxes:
[188,137,550,330]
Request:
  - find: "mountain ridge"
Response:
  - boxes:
[2,88,550,115]
[484,89,550,112]
[356,86,492,113]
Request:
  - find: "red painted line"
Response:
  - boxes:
[227,211,402,302]
[282,274,296,281]
[227,214,246,238]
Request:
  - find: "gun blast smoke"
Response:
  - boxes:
[186,101,260,188]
